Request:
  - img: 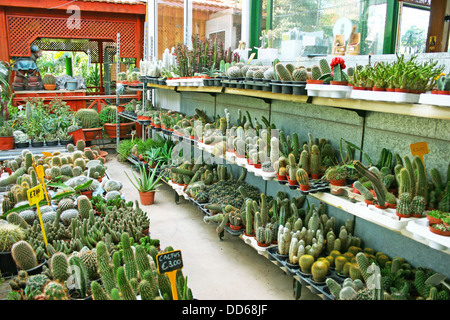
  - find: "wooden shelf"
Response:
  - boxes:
[147,83,450,120]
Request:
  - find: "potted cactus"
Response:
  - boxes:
[74,108,102,142]
[125,162,163,205]
[42,74,57,90]
[0,120,14,150]
[329,57,348,85]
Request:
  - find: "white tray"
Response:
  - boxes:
[166,78,204,87]
[418,92,450,107]
[350,89,420,104]
[306,84,352,99]
[405,218,450,251]
[242,234,276,256]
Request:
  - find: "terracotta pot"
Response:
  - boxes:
[429,224,450,236]
[437,90,450,95]
[396,212,410,219]
[427,214,442,224]
[288,179,297,186]
[374,203,388,209]
[229,225,242,231]
[254,163,262,169]
[329,179,346,186]
[306,79,324,84]
[300,184,310,191]
[0,136,14,150]
[352,86,366,90]
[394,88,409,93]
[430,90,439,94]
[257,242,270,247]
[68,128,85,144]
[387,203,397,209]
[365,199,374,206]
[330,81,348,86]
[311,174,321,180]
[372,86,385,91]
[44,84,56,90]
[139,191,155,205]
[80,190,93,199]
[104,123,134,139]
[83,128,102,141]
[277,174,287,181]
[386,88,395,92]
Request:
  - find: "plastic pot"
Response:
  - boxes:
[0,136,14,150]
[139,191,156,205]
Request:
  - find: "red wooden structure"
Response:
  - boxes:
[0,0,146,94]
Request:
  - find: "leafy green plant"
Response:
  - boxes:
[125,163,163,193]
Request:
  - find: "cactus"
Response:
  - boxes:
[68,255,89,298]
[121,232,138,281]
[397,192,412,216]
[96,241,117,295]
[44,281,68,300]
[275,63,292,81]
[353,161,387,207]
[292,68,308,82]
[116,266,137,300]
[296,168,309,187]
[311,65,322,80]
[75,108,100,129]
[413,156,428,203]
[11,240,38,271]
[311,260,328,282]
[0,224,26,252]
[91,280,111,300]
[50,252,70,282]
[319,58,331,74]
[77,195,93,219]
[299,254,315,274]
[411,195,425,217]
[310,145,321,177]
[353,180,373,201]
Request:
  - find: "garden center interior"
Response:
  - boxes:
[0,0,449,304]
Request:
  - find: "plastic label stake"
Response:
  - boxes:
[35,164,50,205]
[410,142,429,166]
[27,185,48,249]
[156,250,184,300]
[247,53,256,64]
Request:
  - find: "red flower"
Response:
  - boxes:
[330,57,346,70]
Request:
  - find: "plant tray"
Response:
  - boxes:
[277,178,329,193]
[271,82,307,95]
[242,233,276,256]
[405,218,450,251]
[306,83,352,99]
[418,92,450,107]
[350,89,421,104]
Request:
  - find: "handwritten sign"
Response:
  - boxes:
[156,250,183,300]
[27,185,48,248]
[410,141,429,170]
[27,185,44,206]
[157,250,183,274]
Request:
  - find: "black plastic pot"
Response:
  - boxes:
[281,81,293,94]
[271,80,282,93]
[0,251,18,277]
[46,140,58,147]
[31,141,44,148]
[60,139,73,146]
[292,81,307,95]
[26,259,47,276]
[15,142,29,149]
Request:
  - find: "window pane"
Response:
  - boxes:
[271,0,387,61]
[158,0,185,60]
[398,6,430,54]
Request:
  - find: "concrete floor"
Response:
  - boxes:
[106,153,321,300]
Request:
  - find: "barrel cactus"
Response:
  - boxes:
[11,240,38,271]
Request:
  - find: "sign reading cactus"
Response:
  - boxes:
[156,249,184,300]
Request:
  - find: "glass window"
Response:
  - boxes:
[398,5,430,54]
[158,0,185,60]
[270,0,387,61]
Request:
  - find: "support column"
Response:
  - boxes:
[184,0,193,48]
[98,40,104,94]
[0,7,9,62]
[249,0,261,56]
[426,0,448,52]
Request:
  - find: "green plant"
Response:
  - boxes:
[0,223,26,252]
[74,108,100,129]
[99,105,118,125]
[11,240,38,271]
[125,162,163,193]
[42,74,56,85]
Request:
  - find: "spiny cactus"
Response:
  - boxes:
[11,240,38,271]
[0,223,26,252]
[275,63,292,81]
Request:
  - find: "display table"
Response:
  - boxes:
[13,89,87,111]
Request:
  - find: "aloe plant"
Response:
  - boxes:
[125,162,162,193]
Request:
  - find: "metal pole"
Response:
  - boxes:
[116,33,121,151]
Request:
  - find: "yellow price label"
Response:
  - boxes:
[27,185,44,206]
[42,151,53,157]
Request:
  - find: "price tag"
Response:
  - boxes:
[27,185,48,249]
[410,142,429,166]
[36,165,45,180]
[41,151,53,157]
[156,250,183,300]
[27,185,44,206]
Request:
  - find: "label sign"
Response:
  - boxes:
[410,142,429,157]
[27,185,44,206]
[36,165,45,180]
[156,250,183,274]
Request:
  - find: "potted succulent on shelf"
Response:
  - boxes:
[0,120,14,150]
[125,162,163,205]
[74,108,102,142]
[325,165,349,186]
[14,132,29,148]
[42,74,57,90]
[100,105,134,139]
[45,132,59,146]
[56,128,73,146]
[31,133,45,148]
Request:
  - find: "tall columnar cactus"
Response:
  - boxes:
[68,255,89,298]
[135,244,152,279]
[296,168,309,187]
[353,180,373,201]
[438,181,450,212]
[96,241,117,295]
[310,145,321,177]
[397,192,412,216]
[91,280,111,300]
[11,240,38,271]
[413,156,428,204]
[411,195,425,217]
[288,153,298,180]
[398,167,412,196]
[116,266,137,300]
[121,232,138,281]
[77,195,93,220]
[311,65,322,80]
[319,58,331,74]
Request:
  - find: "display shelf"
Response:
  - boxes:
[147,83,450,120]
